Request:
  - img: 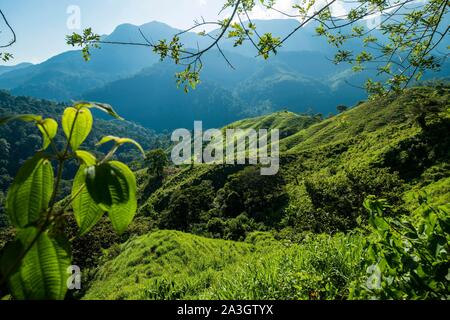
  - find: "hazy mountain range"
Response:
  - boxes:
[0,19,448,131]
[0,62,33,76]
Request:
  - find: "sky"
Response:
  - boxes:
[0,0,347,66]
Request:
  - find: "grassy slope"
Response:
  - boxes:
[84,230,254,299]
[84,230,364,300]
[86,86,449,299]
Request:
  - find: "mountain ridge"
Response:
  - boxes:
[1,19,449,131]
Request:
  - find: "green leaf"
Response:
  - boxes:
[62,107,93,151]
[84,162,130,211]
[73,101,123,120]
[371,216,390,231]
[37,118,58,150]
[0,114,42,126]
[72,166,104,235]
[83,161,136,234]
[74,150,96,166]
[108,161,137,234]
[6,154,54,228]
[96,135,118,146]
[97,136,145,157]
[1,227,70,300]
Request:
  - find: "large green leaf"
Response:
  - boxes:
[6,154,54,228]
[73,101,123,120]
[74,150,97,166]
[37,118,58,150]
[1,228,71,300]
[84,161,136,234]
[97,135,145,157]
[72,166,104,235]
[62,107,93,151]
[108,161,137,234]
[0,114,42,126]
[84,163,130,211]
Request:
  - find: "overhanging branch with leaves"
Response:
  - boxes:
[66,0,449,95]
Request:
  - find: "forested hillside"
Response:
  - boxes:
[0,85,448,300]
[72,85,449,299]
[83,62,249,131]
[136,85,449,237]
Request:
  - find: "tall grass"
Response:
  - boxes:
[201,233,365,299]
[84,230,364,300]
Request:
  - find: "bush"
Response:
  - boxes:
[350,195,450,299]
[381,118,450,181]
[290,166,405,232]
[159,180,215,231]
[214,166,288,225]
[67,215,155,269]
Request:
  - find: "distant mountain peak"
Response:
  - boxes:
[139,20,178,29]
[107,20,180,42]
[0,62,34,76]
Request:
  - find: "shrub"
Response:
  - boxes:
[293,166,405,232]
[350,195,450,299]
[160,180,215,231]
[214,166,288,225]
[0,102,142,300]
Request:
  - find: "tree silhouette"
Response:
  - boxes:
[337,105,348,113]
[146,148,169,178]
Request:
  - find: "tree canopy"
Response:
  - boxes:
[146,148,169,178]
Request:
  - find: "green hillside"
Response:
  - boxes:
[138,85,449,236]
[84,230,365,300]
[84,230,254,299]
[83,85,449,300]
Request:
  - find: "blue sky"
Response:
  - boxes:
[0,0,227,65]
[0,0,348,65]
